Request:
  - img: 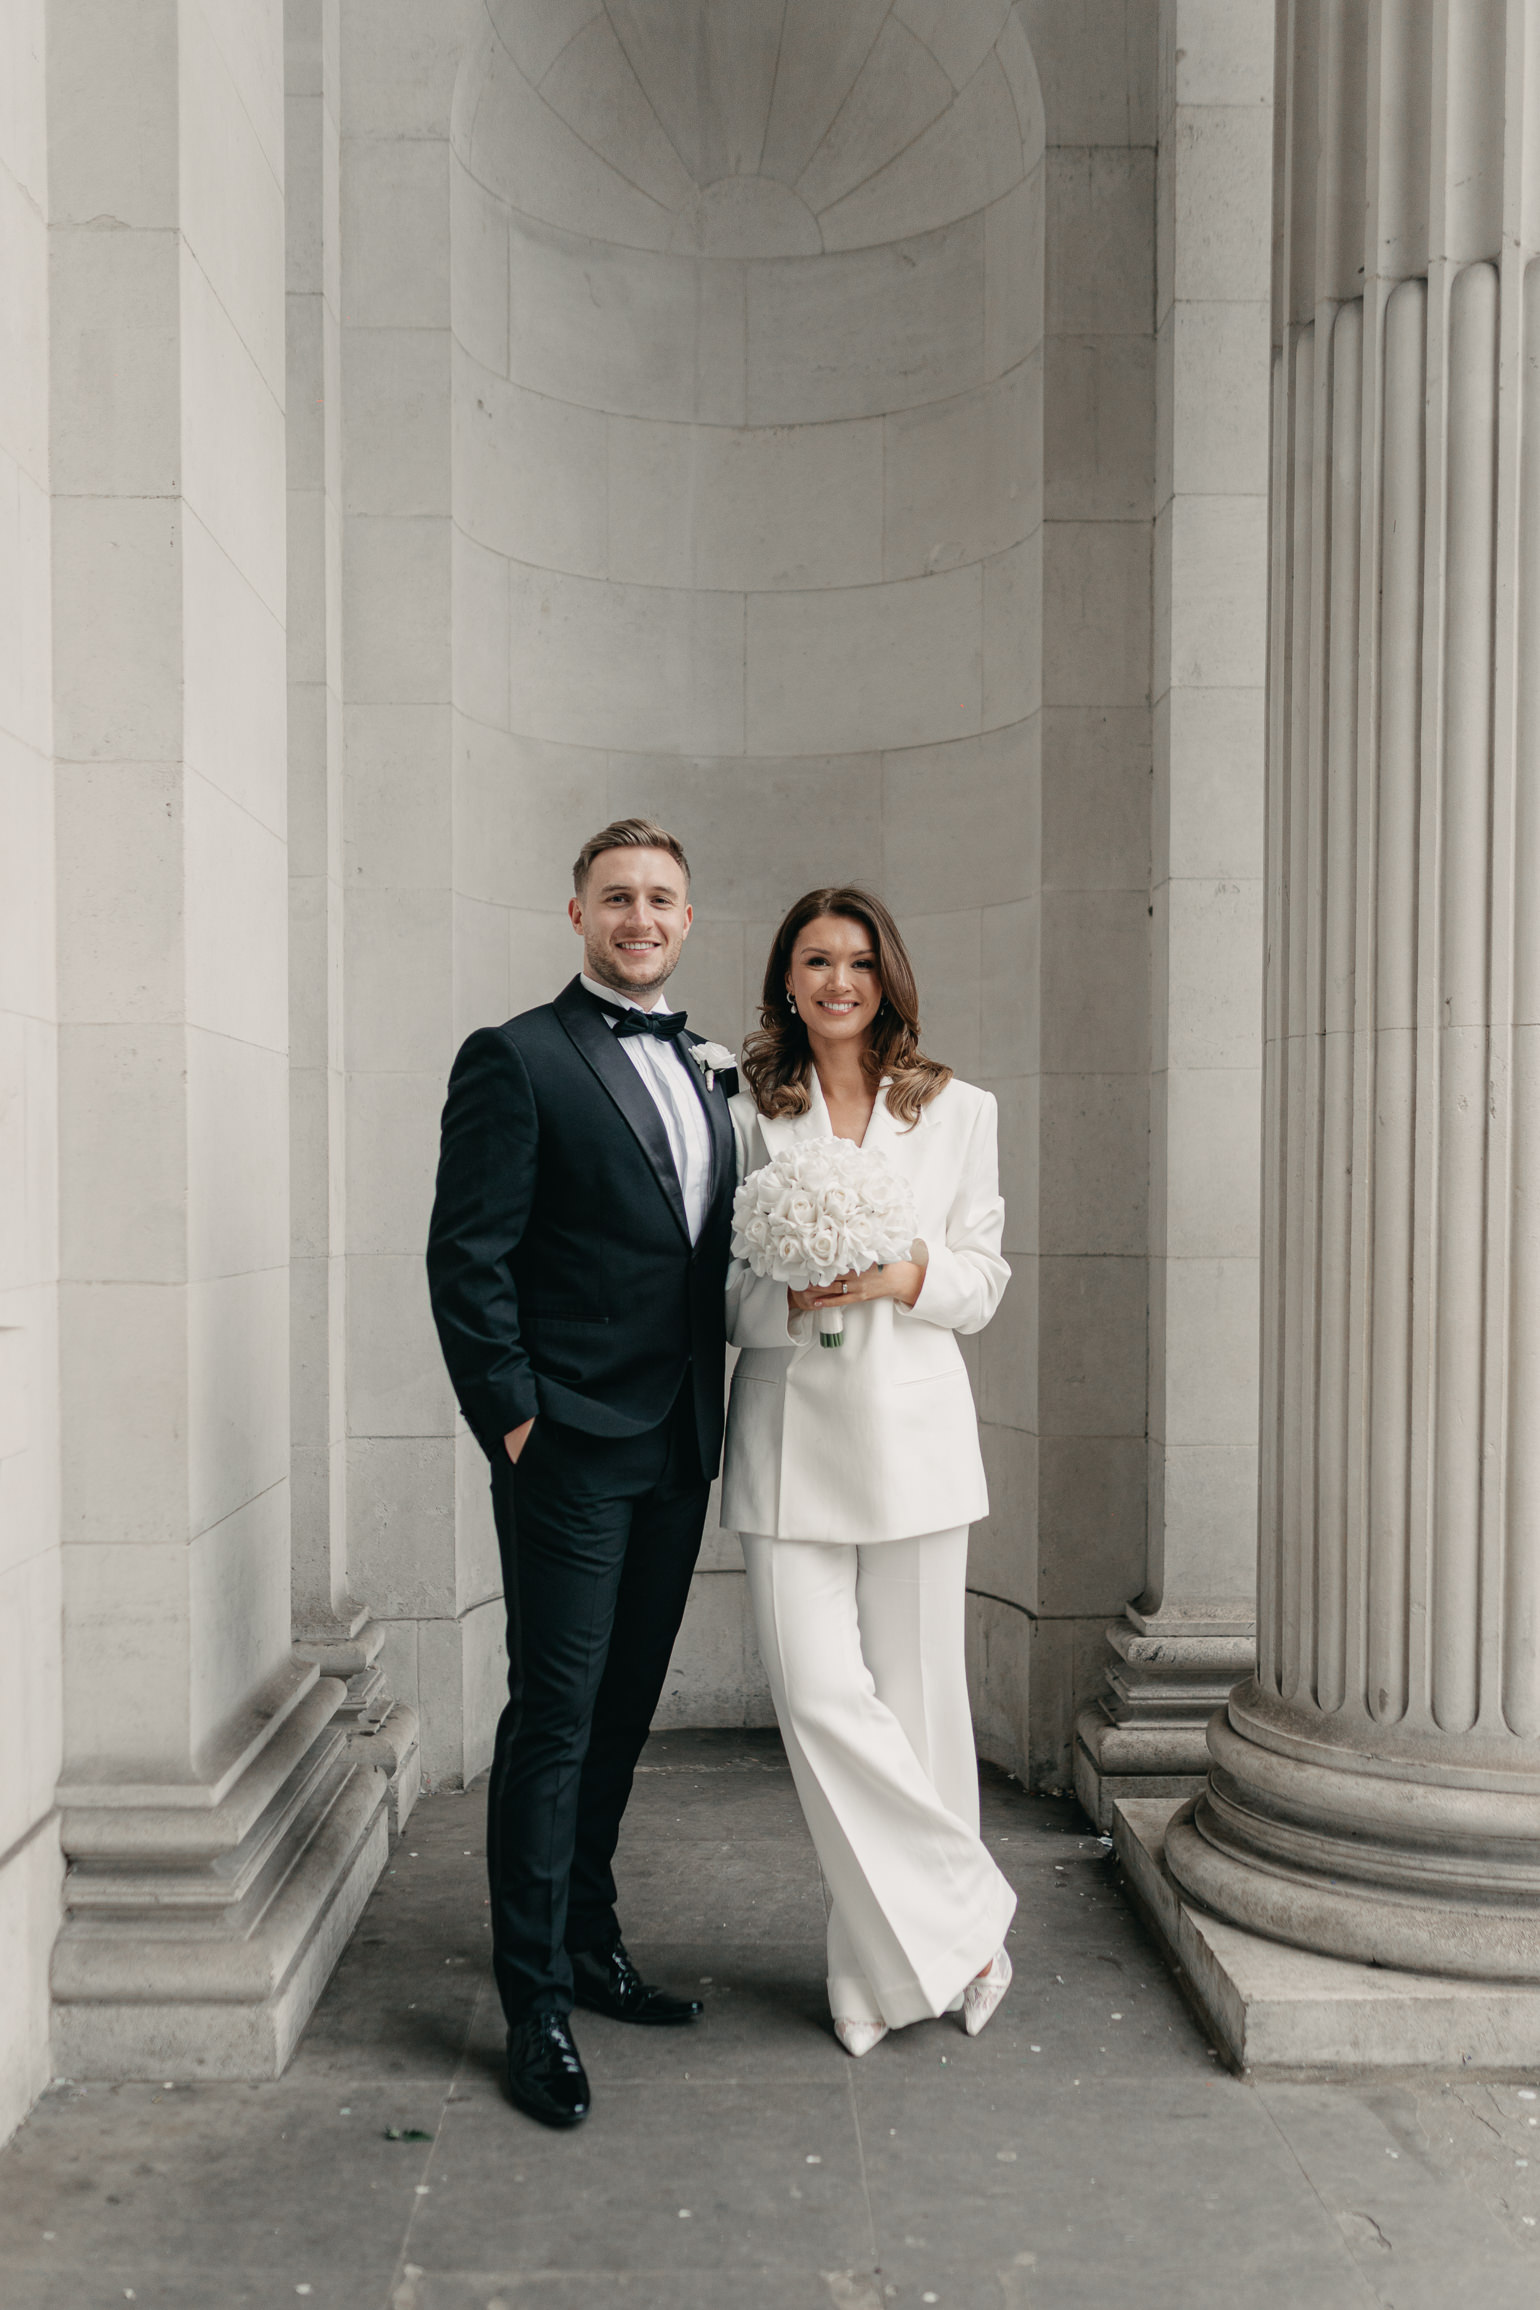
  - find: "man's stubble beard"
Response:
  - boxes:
[583,934,685,999]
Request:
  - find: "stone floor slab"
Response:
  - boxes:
[0,2079,436,2276]
[0,2270,387,2310]
[403,2077,873,2275]
[1258,2080,1540,2309]
[395,2272,879,2309]
[855,2071,1364,2301]
[611,1833,828,1942]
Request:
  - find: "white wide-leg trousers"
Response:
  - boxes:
[742,1527,1017,2030]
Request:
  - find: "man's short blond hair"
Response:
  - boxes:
[572,817,691,895]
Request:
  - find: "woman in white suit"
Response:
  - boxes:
[723,887,1016,2057]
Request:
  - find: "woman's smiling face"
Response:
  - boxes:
[787,914,882,1047]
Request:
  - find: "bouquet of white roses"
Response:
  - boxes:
[731,1138,919,1348]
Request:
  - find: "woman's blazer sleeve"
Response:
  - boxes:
[901,1090,1010,1337]
[723,1097,805,1350]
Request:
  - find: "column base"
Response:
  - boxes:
[1168,1688,1540,1979]
[1073,1604,1254,1830]
[295,1617,420,1830]
[51,1670,389,2081]
[1117,1794,1540,2076]
[347,1702,420,1834]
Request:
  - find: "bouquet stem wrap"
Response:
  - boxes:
[730,1137,919,1352]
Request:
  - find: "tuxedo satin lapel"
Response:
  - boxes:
[553,978,690,1241]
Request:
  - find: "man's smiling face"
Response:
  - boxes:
[569,846,693,1006]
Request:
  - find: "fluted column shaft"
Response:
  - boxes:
[1169,0,1540,1976]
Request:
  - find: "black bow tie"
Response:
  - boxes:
[606,1004,690,1044]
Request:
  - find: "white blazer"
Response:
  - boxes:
[721,1073,1009,1544]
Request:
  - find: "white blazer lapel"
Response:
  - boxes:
[859,1078,898,1155]
[757,1087,828,1159]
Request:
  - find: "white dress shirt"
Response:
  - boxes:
[580,974,713,1244]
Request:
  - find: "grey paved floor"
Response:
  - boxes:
[7,1732,1540,2308]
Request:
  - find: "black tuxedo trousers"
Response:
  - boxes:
[487,1391,708,2020]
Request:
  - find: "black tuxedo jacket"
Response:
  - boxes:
[426,977,736,1479]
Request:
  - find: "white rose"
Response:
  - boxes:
[808,1223,839,1272]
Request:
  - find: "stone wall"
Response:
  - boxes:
[968,0,1160,1781]
[454,0,1046,1742]
[0,0,62,2146]
[327,0,1179,1785]
[332,0,1179,1789]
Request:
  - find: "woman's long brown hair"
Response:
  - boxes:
[740,887,952,1128]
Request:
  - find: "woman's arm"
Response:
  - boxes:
[898,1092,1009,1335]
[727,1261,810,1348]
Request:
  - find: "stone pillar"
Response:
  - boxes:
[1167,0,1540,1978]
[285,0,418,1827]
[1076,0,1272,1827]
[47,0,386,2076]
[0,0,64,2143]
[336,0,510,1791]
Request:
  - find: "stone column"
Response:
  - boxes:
[1168,0,1540,1977]
[46,0,386,2075]
[336,0,511,1792]
[1076,0,1272,1827]
[285,0,418,1827]
[0,0,64,2141]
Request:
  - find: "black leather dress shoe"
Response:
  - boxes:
[506,2010,590,2128]
[570,1938,704,2026]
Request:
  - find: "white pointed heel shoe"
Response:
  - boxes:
[962,1947,1012,2038]
[834,2017,889,2058]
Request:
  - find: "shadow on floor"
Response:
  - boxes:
[6,1730,1540,2308]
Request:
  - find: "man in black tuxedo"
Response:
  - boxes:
[426,818,736,2129]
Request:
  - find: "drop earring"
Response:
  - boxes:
[786,991,797,1015]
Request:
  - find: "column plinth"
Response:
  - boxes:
[1075,1606,1255,1827]
[293,1615,421,1831]
[50,1671,388,2078]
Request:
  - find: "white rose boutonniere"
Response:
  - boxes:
[688,1040,737,1093]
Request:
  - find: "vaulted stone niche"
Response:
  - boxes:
[444,0,1046,1740]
